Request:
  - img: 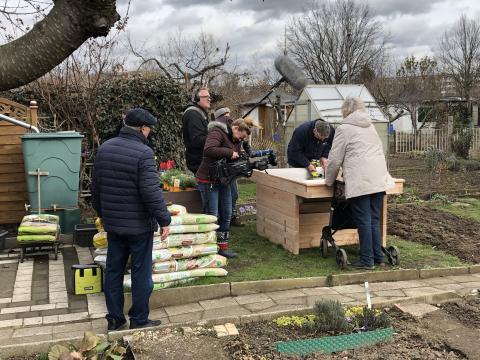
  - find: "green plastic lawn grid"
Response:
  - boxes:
[275,327,393,355]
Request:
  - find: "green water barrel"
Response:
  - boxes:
[21,132,84,210]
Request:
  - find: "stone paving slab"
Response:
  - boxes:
[233,293,271,305]
[332,284,365,294]
[299,287,339,296]
[243,300,276,312]
[395,303,440,318]
[264,289,305,300]
[403,286,448,297]
[374,289,406,298]
[446,275,480,283]
[164,303,204,317]
[199,297,239,310]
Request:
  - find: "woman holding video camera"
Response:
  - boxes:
[196,118,252,258]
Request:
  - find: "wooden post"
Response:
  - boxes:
[29,100,38,126]
[447,115,453,152]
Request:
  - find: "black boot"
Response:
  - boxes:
[217,231,238,258]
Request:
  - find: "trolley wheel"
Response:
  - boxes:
[320,238,328,258]
[336,249,348,269]
[387,246,400,266]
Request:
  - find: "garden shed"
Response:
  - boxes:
[285,84,389,155]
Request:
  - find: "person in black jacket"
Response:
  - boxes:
[182,87,211,173]
[91,108,171,331]
[287,119,335,173]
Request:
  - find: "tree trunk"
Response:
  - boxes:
[0,0,119,91]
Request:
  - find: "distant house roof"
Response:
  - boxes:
[240,90,297,107]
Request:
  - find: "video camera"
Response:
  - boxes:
[209,149,277,185]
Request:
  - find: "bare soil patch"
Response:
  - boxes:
[389,154,480,198]
[388,203,480,263]
[440,296,480,329]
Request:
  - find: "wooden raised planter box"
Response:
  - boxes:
[252,169,404,255]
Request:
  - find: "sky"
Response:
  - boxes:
[3,0,480,76]
[113,0,480,75]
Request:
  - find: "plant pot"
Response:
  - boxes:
[276,327,393,356]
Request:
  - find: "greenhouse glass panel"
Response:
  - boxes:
[306,87,341,100]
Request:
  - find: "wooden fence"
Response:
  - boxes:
[0,98,38,224]
[392,128,480,153]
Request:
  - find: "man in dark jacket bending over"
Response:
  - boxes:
[287,118,335,173]
[91,108,171,331]
[182,87,211,173]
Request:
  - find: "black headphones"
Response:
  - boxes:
[192,88,201,103]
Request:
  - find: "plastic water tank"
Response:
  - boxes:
[21,131,84,210]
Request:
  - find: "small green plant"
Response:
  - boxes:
[431,193,450,204]
[462,159,480,171]
[391,186,421,204]
[446,154,459,171]
[311,300,350,333]
[273,315,316,328]
[48,331,126,360]
[36,354,49,360]
[345,306,391,331]
[451,129,472,159]
[424,146,446,198]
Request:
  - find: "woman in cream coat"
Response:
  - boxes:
[325,97,394,270]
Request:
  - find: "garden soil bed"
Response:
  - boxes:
[124,298,480,360]
[389,154,480,198]
[387,203,480,263]
[440,296,480,329]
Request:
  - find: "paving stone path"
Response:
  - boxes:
[0,244,478,350]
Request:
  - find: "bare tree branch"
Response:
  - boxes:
[128,30,230,89]
[439,14,480,105]
[287,0,386,84]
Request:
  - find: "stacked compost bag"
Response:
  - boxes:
[17,214,60,242]
[92,204,228,291]
[92,217,108,268]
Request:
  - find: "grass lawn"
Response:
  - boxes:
[189,221,464,286]
[237,181,256,203]
[430,197,480,221]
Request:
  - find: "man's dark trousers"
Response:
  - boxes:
[104,231,153,326]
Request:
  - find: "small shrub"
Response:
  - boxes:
[424,146,446,171]
[312,300,350,333]
[392,187,421,204]
[463,159,480,171]
[273,315,316,328]
[446,154,460,171]
[451,130,473,159]
[358,307,391,331]
[431,193,450,204]
[345,306,391,331]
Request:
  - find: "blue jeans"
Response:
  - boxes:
[104,231,153,326]
[231,179,239,217]
[197,182,232,232]
[349,192,385,266]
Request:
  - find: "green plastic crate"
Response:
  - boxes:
[276,327,393,355]
[21,132,84,210]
